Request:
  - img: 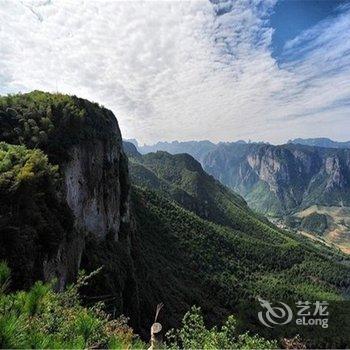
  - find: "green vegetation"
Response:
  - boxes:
[128,148,350,347]
[0,142,75,289]
[0,142,58,192]
[244,180,282,215]
[300,212,328,235]
[0,263,278,349]
[0,90,118,162]
[0,263,145,349]
[0,94,349,348]
[165,306,277,350]
[133,186,348,305]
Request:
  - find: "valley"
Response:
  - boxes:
[2,1,350,348]
[0,92,349,348]
[294,206,350,254]
[136,139,350,253]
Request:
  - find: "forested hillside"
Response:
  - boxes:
[138,140,350,253]
[0,92,349,349]
[125,142,350,347]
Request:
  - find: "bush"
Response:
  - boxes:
[0,142,58,193]
[0,262,145,349]
[0,91,118,163]
[165,306,277,350]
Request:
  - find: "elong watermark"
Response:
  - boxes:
[258,298,329,329]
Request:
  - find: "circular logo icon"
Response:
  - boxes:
[258,298,293,328]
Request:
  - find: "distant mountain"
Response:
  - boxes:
[124,138,139,148]
[123,141,350,347]
[124,141,349,298]
[141,140,350,217]
[138,140,217,163]
[201,142,350,252]
[123,140,141,159]
[131,139,350,251]
[202,142,350,215]
[289,138,350,149]
[125,145,254,229]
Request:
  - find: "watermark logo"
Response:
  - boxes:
[258,298,293,328]
[258,298,329,329]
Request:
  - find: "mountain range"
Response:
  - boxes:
[133,139,350,253]
[1,92,350,348]
[288,138,350,149]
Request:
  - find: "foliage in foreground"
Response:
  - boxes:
[0,142,75,289]
[166,306,277,350]
[0,264,145,349]
[0,262,278,349]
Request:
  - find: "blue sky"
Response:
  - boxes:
[0,0,349,144]
[271,0,347,60]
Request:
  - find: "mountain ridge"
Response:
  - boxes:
[1,93,350,347]
[133,139,350,252]
[288,137,350,149]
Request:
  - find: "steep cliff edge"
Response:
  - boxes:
[201,142,350,252]
[0,92,138,320]
[202,143,350,215]
[2,93,349,344]
[63,139,130,240]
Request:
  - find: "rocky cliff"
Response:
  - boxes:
[0,92,138,320]
[63,139,130,240]
[202,143,350,215]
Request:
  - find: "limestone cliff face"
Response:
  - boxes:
[46,104,140,325]
[40,114,134,294]
[63,138,130,240]
[0,92,136,299]
[203,143,350,215]
[324,154,348,190]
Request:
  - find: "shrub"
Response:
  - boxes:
[165,306,277,350]
[0,142,58,193]
[0,262,146,349]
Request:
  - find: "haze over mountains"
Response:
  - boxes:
[131,137,350,156]
[2,0,350,347]
[288,138,350,149]
[129,138,350,253]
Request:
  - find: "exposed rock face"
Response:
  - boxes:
[63,139,130,240]
[324,155,348,190]
[0,92,135,301]
[58,121,141,327]
[202,143,350,215]
[44,135,132,291]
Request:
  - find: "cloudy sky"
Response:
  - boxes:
[1,0,350,145]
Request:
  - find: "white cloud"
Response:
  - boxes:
[0,0,349,144]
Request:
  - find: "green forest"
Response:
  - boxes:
[0,92,349,349]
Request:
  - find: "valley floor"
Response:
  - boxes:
[269,206,350,254]
[295,206,350,254]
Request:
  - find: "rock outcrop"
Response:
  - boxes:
[202,143,350,215]
[0,92,137,310]
[63,139,130,240]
